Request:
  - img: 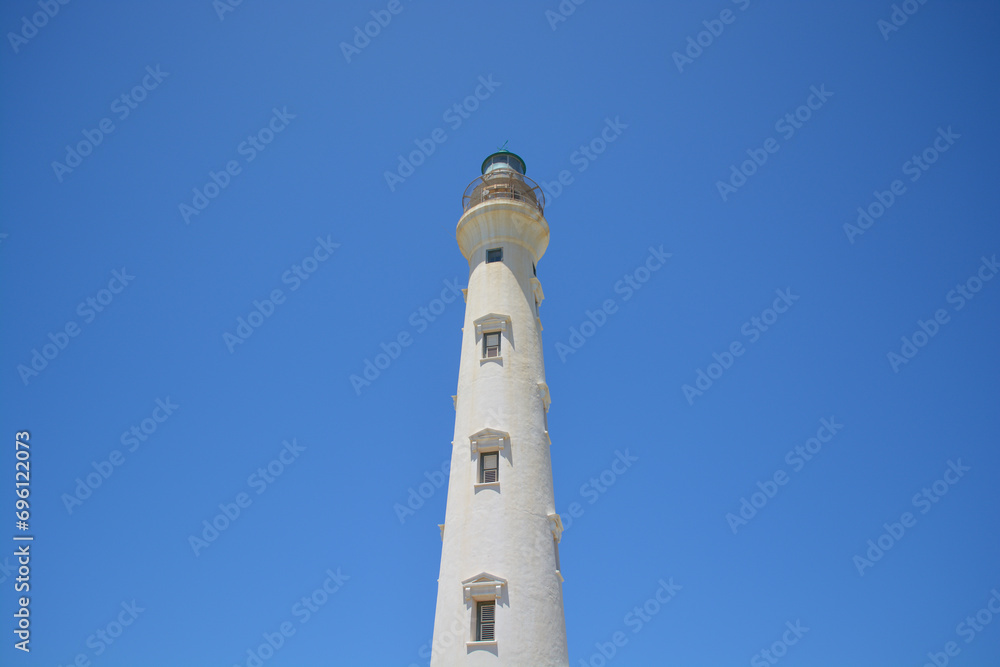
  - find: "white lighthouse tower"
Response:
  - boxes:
[430,151,569,666]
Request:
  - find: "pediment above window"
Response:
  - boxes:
[462,573,507,602]
[548,513,563,543]
[473,313,511,336]
[531,277,545,307]
[469,428,509,454]
[537,382,551,412]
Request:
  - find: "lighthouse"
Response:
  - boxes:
[430,151,569,666]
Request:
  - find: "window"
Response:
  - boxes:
[477,602,495,642]
[484,332,500,358]
[474,314,510,363]
[487,248,503,263]
[462,573,506,646]
[532,262,536,277]
[469,429,508,483]
[471,429,505,487]
[480,452,498,483]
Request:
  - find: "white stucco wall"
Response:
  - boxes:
[430,199,569,666]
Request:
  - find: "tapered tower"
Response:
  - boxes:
[430,151,568,666]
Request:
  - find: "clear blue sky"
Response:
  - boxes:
[2,1,999,665]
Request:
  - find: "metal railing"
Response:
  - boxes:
[462,169,545,213]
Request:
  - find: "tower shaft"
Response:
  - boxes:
[431,155,568,666]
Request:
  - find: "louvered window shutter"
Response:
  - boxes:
[478,602,495,641]
[481,453,498,483]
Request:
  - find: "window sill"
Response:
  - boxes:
[467,640,498,648]
[474,481,500,490]
[480,356,503,364]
